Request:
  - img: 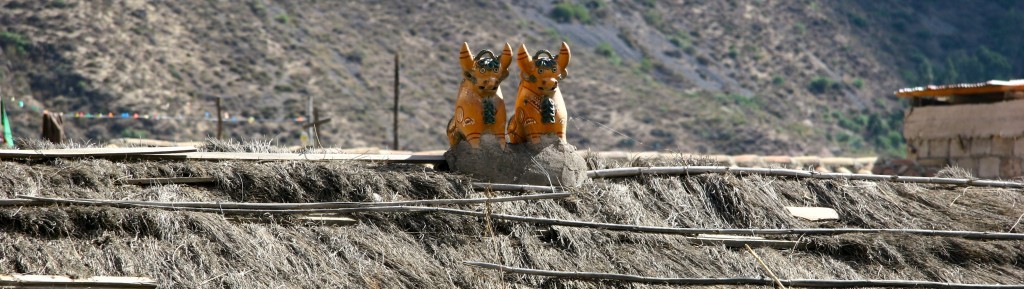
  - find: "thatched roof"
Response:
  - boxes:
[1,147,1022,288]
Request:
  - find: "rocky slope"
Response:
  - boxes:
[1,0,1021,155]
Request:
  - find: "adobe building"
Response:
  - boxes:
[896,80,1024,179]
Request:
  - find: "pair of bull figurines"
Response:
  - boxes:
[447,42,571,149]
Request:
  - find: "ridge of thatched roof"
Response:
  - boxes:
[0,152,1022,288]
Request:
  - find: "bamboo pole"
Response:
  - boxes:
[463,261,1024,288]
[472,183,561,193]
[745,244,786,289]
[428,207,1024,240]
[14,195,1024,240]
[14,193,569,211]
[587,166,1024,189]
[119,177,216,186]
[0,274,157,289]
[112,178,557,193]
[0,147,197,159]
[14,198,1024,240]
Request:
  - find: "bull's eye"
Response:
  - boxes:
[537,68,543,75]
[551,67,557,72]
[492,67,499,73]
[479,67,486,74]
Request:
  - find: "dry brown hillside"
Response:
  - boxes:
[1,0,1022,155]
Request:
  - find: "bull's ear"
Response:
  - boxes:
[516,43,533,74]
[556,42,571,79]
[459,42,475,73]
[498,43,513,81]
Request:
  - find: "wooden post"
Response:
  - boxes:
[41,112,65,144]
[306,95,313,147]
[312,107,321,147]
[393,52,400,150]
[215,97,223,140]
[301,108,331,148]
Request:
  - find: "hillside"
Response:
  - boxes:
[1,0,1022,155]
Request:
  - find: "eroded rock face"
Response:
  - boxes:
[444,135,588,187]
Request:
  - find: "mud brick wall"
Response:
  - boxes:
[908,136,1024,179]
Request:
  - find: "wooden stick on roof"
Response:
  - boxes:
[463,261,1024,288]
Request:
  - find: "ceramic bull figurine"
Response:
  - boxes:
[447,42,514,149]
[507,42,571,144]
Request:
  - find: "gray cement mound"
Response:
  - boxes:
[444,135,589,187]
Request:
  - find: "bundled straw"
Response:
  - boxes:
[0,145,1022,288]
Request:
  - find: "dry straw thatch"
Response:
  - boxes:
[0,145,1022,288]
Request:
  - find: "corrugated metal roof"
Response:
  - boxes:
[895,79,1024,98]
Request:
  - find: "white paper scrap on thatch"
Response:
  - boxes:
[688,234,797,249]
[786,206,839,221]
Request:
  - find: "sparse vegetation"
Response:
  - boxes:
[831,109,905,156]
[1,0,1020,156]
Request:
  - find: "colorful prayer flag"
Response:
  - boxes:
[1,100,13,148]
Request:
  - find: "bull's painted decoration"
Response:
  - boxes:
[446,42,513,148]
[507,42,571,144]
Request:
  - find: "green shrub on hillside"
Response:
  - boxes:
[48,0,73,8]
[595,43,621,65]
[274,13,290,24]
[713,93,761,110]
[794,22,806,34]
[847,12,868,28]
[120,128,149,139]
[638,57,653,73]
[807,76,839,94]
[643,10,664,28]
[902,46,1016,85]
[772,76,785,86]
[595,43,614,57]
[0,31,30,55]
[551,2,591,24]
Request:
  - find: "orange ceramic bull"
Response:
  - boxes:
[446,42,513,148]
[507,42,571,144]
